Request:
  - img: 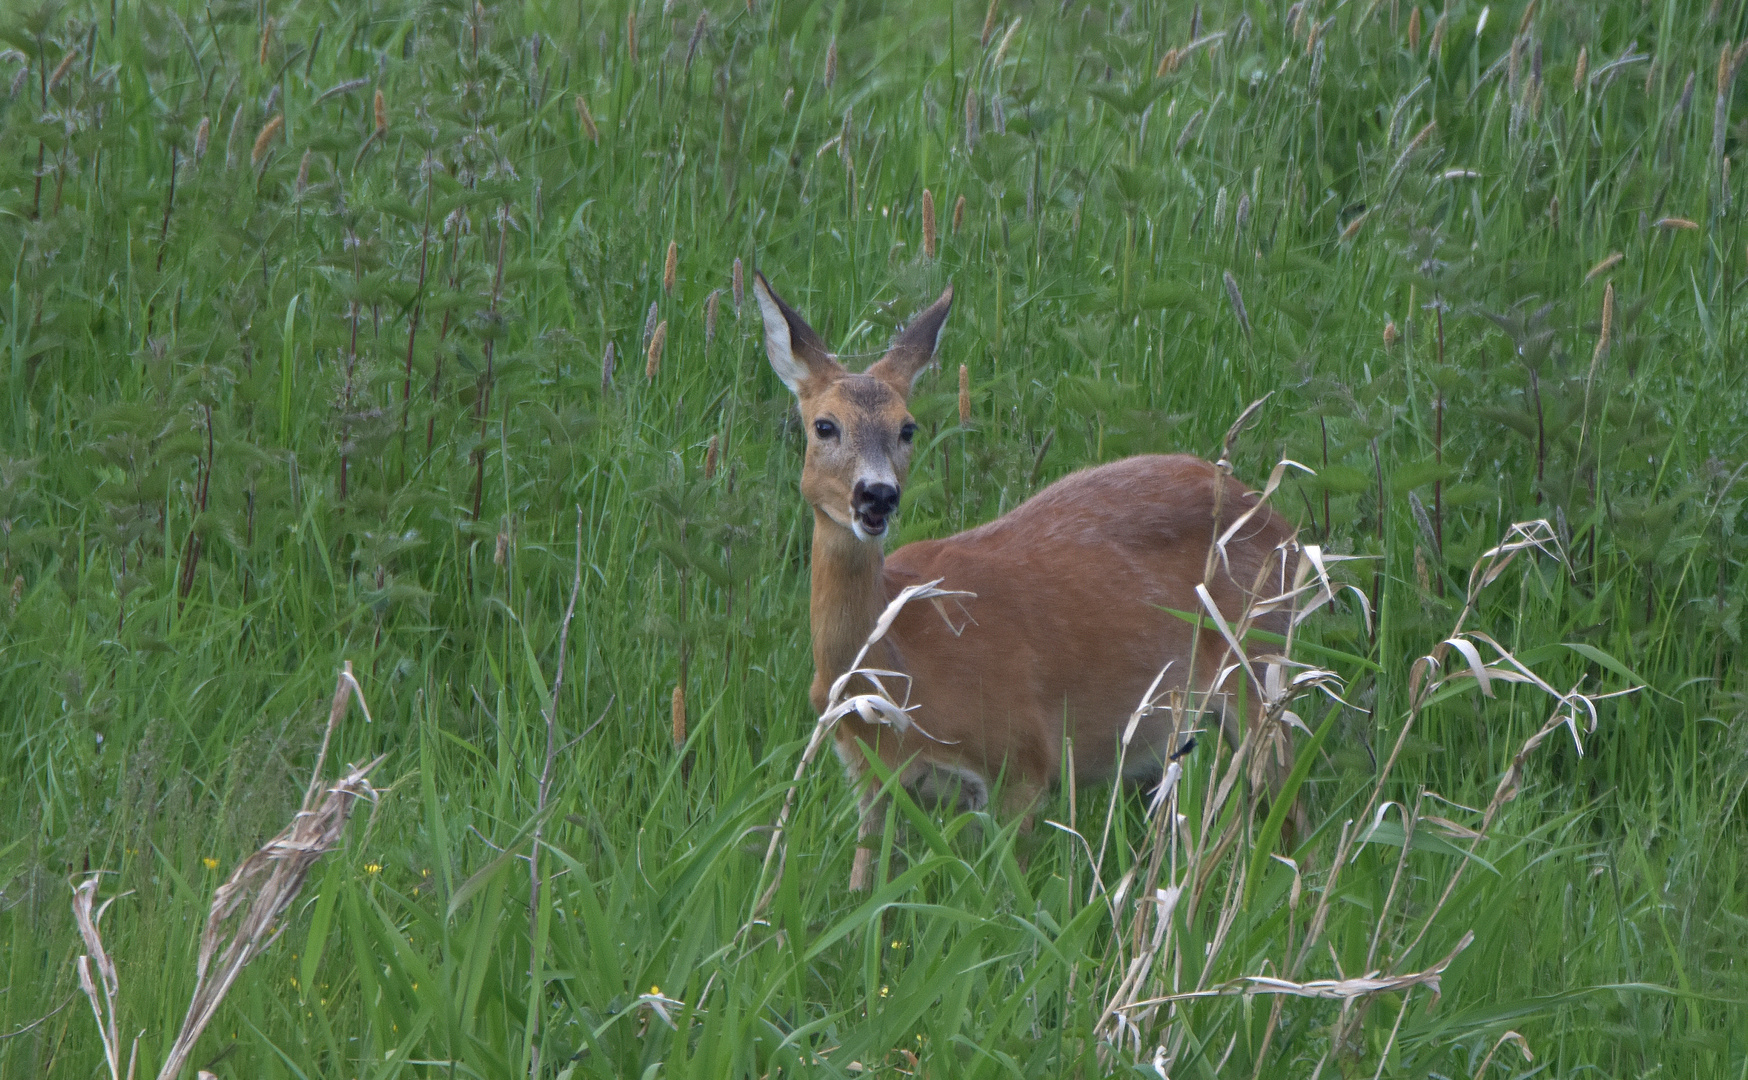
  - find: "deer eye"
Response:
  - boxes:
[813,419,839,440]
[898,422,917,443]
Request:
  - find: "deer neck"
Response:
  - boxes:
[807,507,893,711]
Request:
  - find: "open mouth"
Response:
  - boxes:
[853,510,889,538]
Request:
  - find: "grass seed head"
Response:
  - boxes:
[664,240,677,294]
[252,113,284,169]
[1654,216,1699,230]
[686,11,707,71]
[627,10,638,65]
[193,116,210,163]
[1430,11,1448,53]
[672,684,686,750]
[824,35,838,89]
[48,50,76,93]
[601,341,616,391]
[8,65,27,100]
[958,364,971,425]
[952,194,965,233]
[922,189,937,257]
[705,288,721,343]
[295,149,310,194]
[225,103,244,168]
[980,0,999,46]
[993,18,1021,68]
[1222,271,1251,337]
[374,88,387,135]
[575,95,599,143]
[705,433,719,480]
[732,258,744,311]
[1584,251,1624,283]
[1574,46,1588,91]
[1407,6,1421,51]
[646,321,667,380]
[1594,281,1615,365]
[1383,319,1398,348]
[1157,48,1182,76]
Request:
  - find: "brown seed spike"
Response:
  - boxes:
[664,240,678,294]
[627,11,639,65]
[574,96,599,145]
[1407,6,1421,51]
[48,50,76,93]
[646,321,667,380]
[252,113,284,168]
[1429,12,1448,53]
[374,88,387,135]
[601,341,616,391]
[1574,46,1588,92]
[259,18,273,65]
[952,194,966,234]
[980,0,999,47]
[704,434,719,480]
[1583,251,1624,283]
[732,258,744,311]
[958,364,971,425]
[193,116,210,163]
[1383,319,1398,348]
[824,36,838,89]
[922,189,937,258]
[705,289,721,343]
[296,149,311,194]
[671,684,686,750]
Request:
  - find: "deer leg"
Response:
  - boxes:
[849,781,883,892]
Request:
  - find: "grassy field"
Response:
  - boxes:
[4,0,1748,1075]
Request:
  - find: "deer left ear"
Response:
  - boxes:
[867,284,953,397]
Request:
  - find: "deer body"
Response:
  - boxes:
[755,274,1297,889]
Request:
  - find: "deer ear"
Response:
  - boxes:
[866,284,954,397]
[753,272,841,396]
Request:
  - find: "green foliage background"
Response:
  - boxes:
[2,0,1746,1075]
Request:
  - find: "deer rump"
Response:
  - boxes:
[836,453,1296,812]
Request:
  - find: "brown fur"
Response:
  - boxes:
[754,273,1299,888]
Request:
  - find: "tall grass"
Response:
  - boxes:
[2,0,1746,1076]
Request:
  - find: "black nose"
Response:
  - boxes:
[852,481,900,517]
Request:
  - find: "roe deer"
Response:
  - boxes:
[754,273,1303,890]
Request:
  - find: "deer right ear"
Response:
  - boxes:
[754,272,840,396]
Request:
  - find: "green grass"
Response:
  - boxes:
[3,0,1747,1075]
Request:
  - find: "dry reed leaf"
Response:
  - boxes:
[251,114,283,169]
[1130,931,1474,1007]
[1474,1030,1535,1075]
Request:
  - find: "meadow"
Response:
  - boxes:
[3,0,1747,1075]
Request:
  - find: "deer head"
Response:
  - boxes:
[754,273,954,542]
